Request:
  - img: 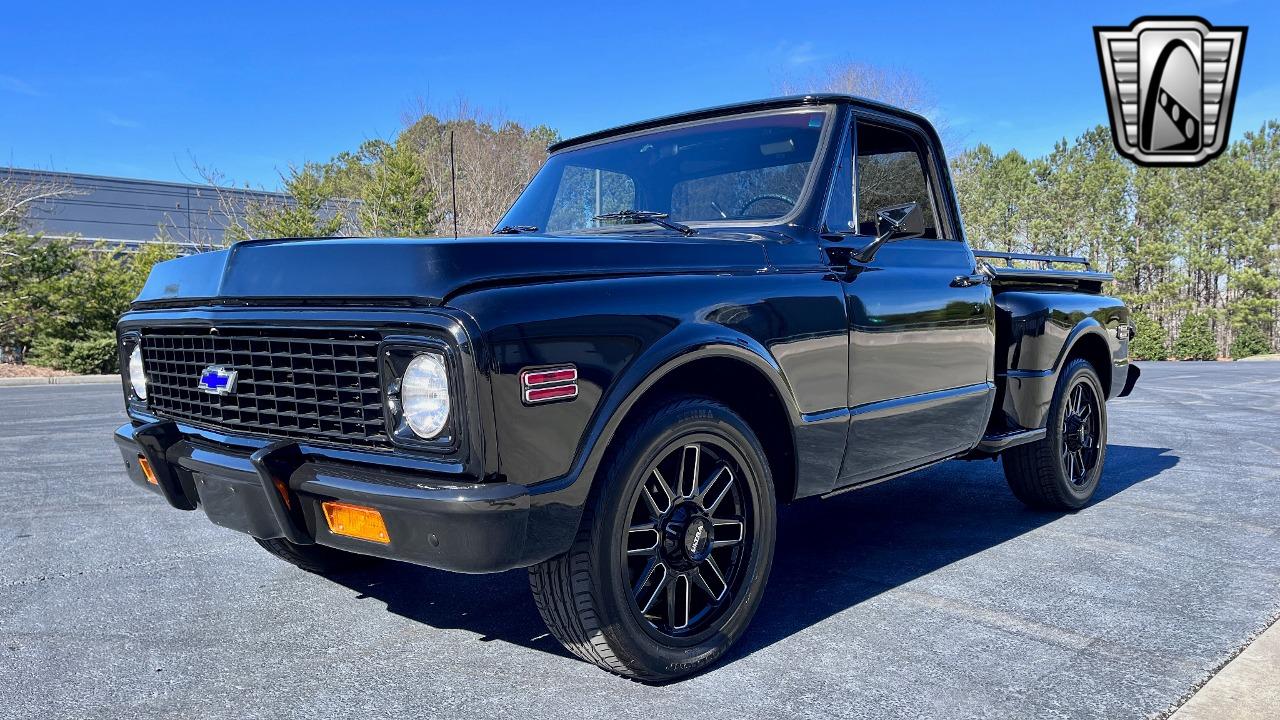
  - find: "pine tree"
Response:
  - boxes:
[229,166,347,241]
[948,121,1280,362]
[1173,313,1218,360]
[1229,324,1272,359]
[1129,311,1169,360]
[358,140,435,237]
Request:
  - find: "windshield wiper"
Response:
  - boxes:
[593,209,696,236]
[493,225,538,234]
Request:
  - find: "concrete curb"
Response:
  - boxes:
[1167,613,1280,719]
[0,374,120,387]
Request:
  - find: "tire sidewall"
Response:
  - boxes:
[589,399,776,678]
[1048,360,1108,507]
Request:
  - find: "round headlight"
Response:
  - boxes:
[128,345,147,400]
[400,353,450,438]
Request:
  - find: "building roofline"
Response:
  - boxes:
[547,94,933,153]
[2,166,289,198]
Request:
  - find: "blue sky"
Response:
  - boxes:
[2,1,1276,189]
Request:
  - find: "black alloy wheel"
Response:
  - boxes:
[528,397,776,681]
[1060,380,1101,485]
[623,438,753,639]
[1003,358,1109,511]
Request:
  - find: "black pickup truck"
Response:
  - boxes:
[114,95,1139,680]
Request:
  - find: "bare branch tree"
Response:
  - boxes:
[184,157,263,248]
[400,97,555,235]
[779,62,931,110]
[0,167,88,234]
[777,61,963,151]
[175,158,359,248]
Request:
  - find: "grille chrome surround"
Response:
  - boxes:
[140,328,388,447]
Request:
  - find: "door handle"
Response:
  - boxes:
[951,273,989,288]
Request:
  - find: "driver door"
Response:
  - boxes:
[825,116,996,486]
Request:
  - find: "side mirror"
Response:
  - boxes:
[874,202,925,242]
[853,201,925,262]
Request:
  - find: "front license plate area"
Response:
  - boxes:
[194,471,289,539]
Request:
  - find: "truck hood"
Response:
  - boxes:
[133,233,772,307]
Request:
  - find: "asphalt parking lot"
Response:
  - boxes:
[2,362,1278,719]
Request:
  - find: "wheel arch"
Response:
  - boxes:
[524,326,804,499]
[517,329,813,570]
[1000,316,1120,432]
[1058,321,1115,398]
[617,351,800,505]
[587,338,802,501]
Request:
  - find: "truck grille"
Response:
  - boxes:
[140,328,388,447]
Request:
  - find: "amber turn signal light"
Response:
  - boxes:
[322,501,390,544]
[137,454,159,485]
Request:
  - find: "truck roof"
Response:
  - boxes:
[547,94,936,153]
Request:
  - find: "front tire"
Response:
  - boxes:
[1002,358,1108,510]
[529,397,776,681]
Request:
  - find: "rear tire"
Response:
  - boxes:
[253,537,381,574]
[529,396,776,681]
[1002,358,1107,510]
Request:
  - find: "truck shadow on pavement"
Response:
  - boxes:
[327,443,1178,670]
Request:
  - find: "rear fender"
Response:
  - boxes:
[998,292,1128,430]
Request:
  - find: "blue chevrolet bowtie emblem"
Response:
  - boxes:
[198,365,238,396]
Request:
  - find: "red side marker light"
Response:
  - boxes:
[520,366,578,404]
[522,367,577,386]
[525,384,579,403]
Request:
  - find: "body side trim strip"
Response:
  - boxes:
[848,382,994,421]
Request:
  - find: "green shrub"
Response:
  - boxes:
[1172,312,1218,360]
[0,233,78,361]
[2,234,177,367]
[1230,325,1271,359]
[1129,311,1169,360]
[28,332,120,374]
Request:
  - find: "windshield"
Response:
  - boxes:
[497,107,832,233]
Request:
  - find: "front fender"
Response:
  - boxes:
[448,269,847,565]
[510,329,815,567]
[540,323,804,495]
[481,325,809,566]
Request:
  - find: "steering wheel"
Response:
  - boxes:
[736,193,796,217]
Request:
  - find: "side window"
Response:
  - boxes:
[546,166,635,231]
[854,121,941,239]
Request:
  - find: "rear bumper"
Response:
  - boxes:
[114,420,534,573]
